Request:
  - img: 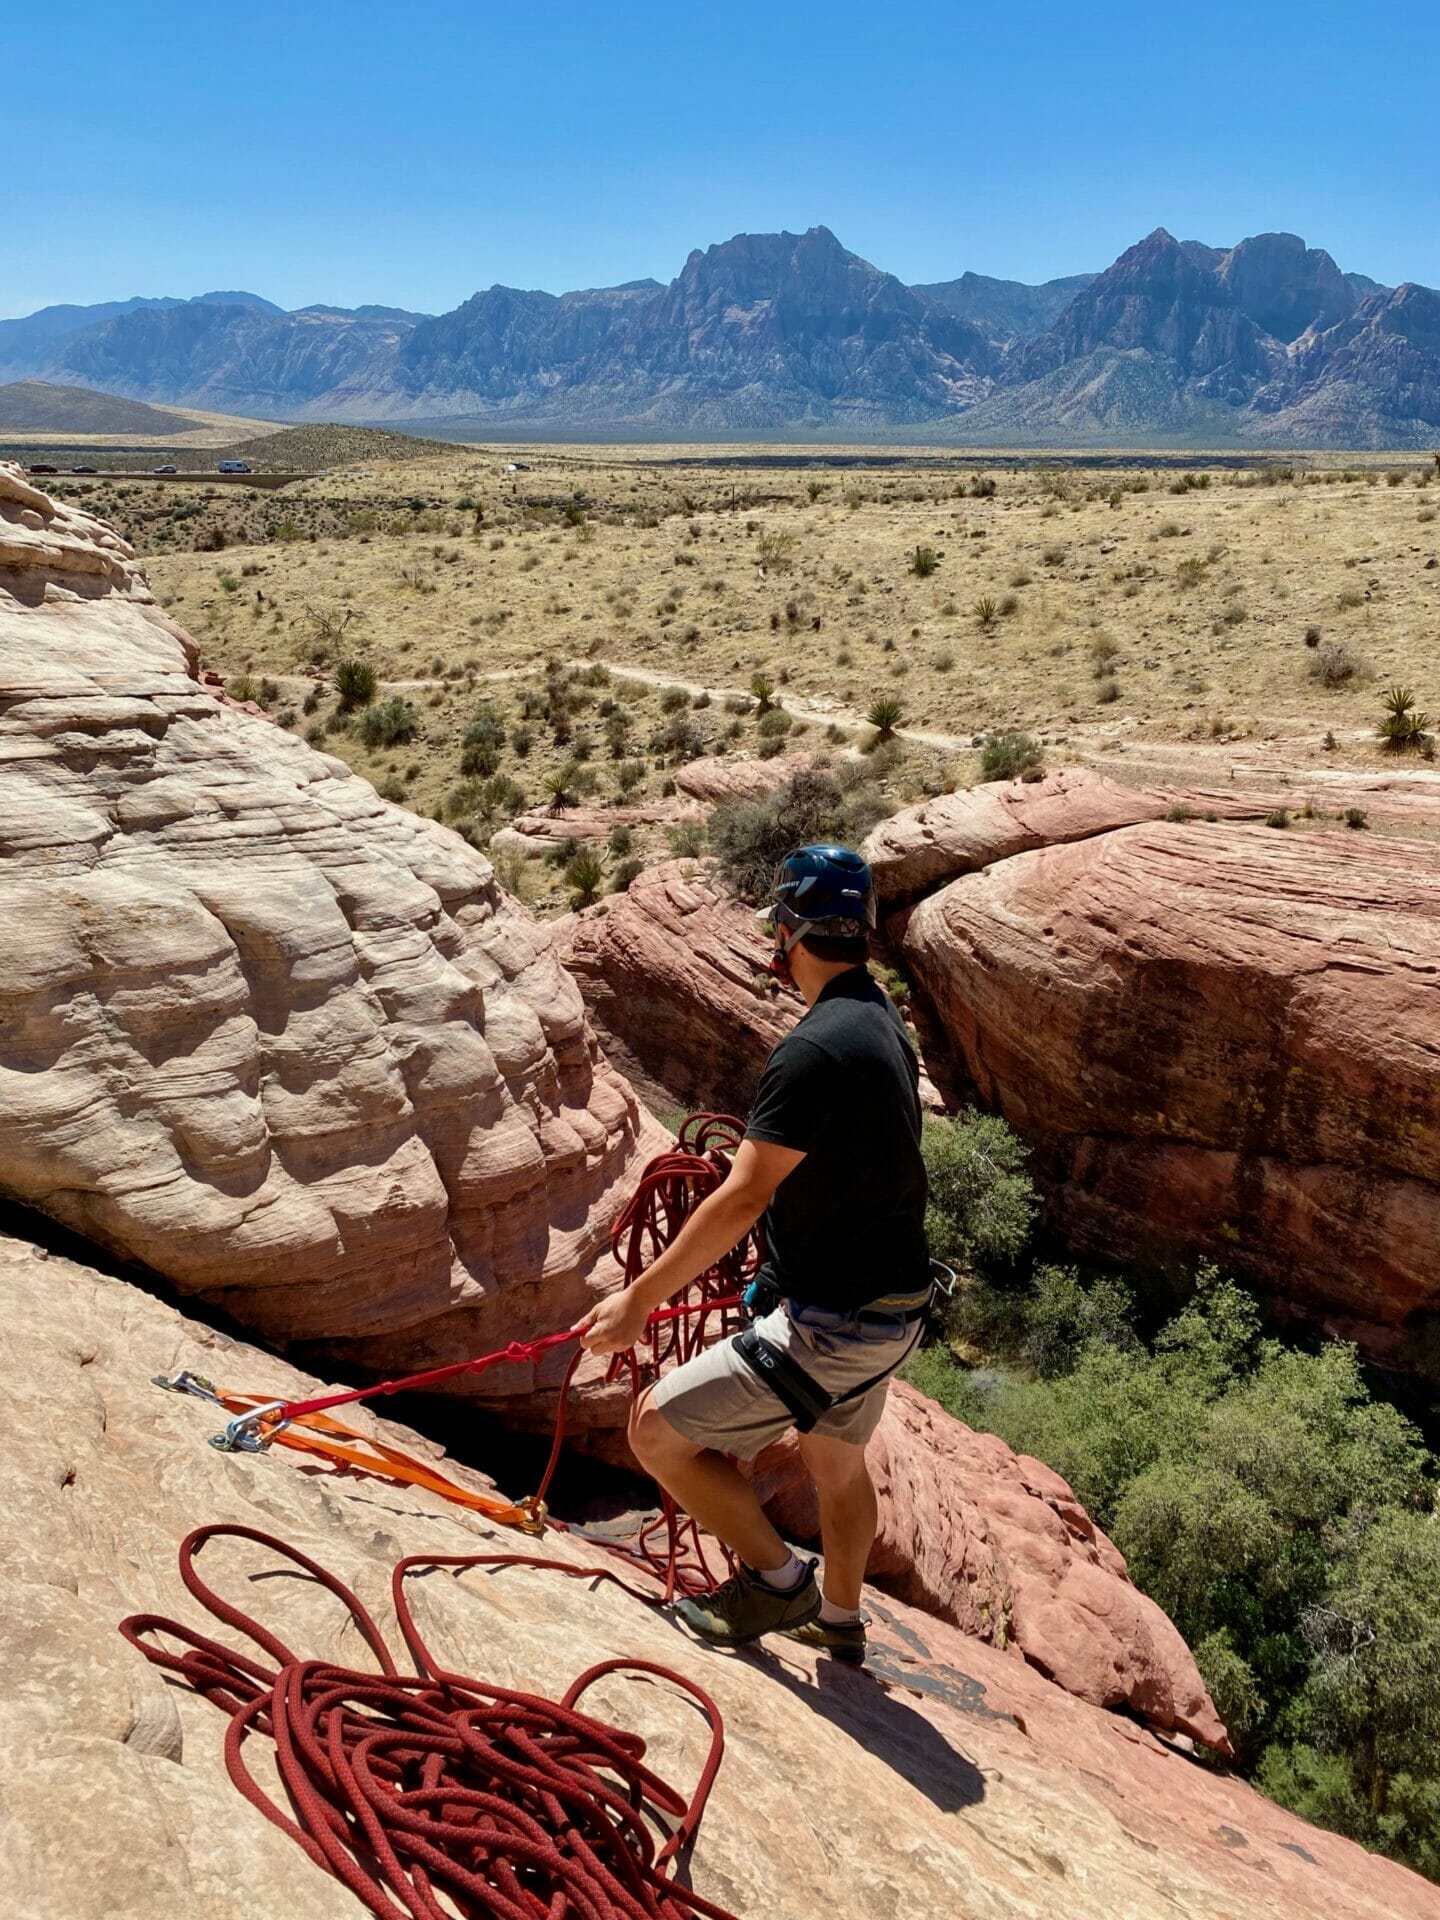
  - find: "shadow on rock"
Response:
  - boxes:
[741,1632,989,1815]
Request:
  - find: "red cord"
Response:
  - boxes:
[121,1524,739,1920]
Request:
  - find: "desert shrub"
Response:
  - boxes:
[616,759,646,795]
[358,697,418,749]
[921,1110,1037,1275]
[1344,807,1369,830]
[1095,676,1122,704]
[1041,544,1066,567]
[709,767,890,902]
[650,713,705,764]
[660,684,689,713]
[866,695,905,741]
[334,658,377,709]
[1378,685,1434,753]
[666,822,707,858]
[909,1269,1439,1854]
[460,742,499,779]
[756,530,795,569]
[1266,807,1291,829]
[226,672,258,702]
[1176,556,1207,587]
[1167,803,1194,823]
[1336,587,1366,611]
[756,708,793,739]
[611,856,645,893]
[564,849,604,906]
[969,474,998,498]
[607,823,634,857]
[910,545,939,577]
[1305,624,1322,648]
[981,731,1044,781]
[1091,634,1120,672]
[1311,641,1360,688]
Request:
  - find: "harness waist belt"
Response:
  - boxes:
[730,1326,906,1435]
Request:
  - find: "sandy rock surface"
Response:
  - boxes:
[902,817,1440,1354]
[6,1227,1435,1920]
[0,464,665,1391]
[756,1380,1227,1748]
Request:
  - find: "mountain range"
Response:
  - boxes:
[5,227,1439,445]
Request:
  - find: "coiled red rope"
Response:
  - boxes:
[121,1523,740,1920]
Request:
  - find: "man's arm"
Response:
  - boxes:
[574,1137,804,1354]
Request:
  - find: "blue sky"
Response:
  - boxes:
[6,1,1438,317]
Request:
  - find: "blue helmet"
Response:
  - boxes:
[765,844,876,938]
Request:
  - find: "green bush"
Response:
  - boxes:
[910,544,939,577]
[709,767,890,903]
[358,697,418,749]
[981,731,1044,781]
[921,1110,1037,1274]
[908,1268,1440,1876]
[565,848,605,906]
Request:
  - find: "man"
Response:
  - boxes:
[577,844,931,1663]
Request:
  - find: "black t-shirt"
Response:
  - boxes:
[744,967,930,1313]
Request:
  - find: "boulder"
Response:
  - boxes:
[0,464,664,1393]
[505,797,707,846]
[867,763,1440,909]
[675,752,813,804]
[6,1225,1435,1920]
[554,859,794,1114]
[755,1380,1228,1748]
[901,818,1440,1355]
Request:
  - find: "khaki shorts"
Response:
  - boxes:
[650,1303,922,1460]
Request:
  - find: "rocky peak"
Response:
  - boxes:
[1216,231,1355,341]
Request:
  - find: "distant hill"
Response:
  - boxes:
[5,230,1438,444]
[0,380,209,435]
[217,422,456,467]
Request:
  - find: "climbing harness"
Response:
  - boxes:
[121,1523,740,1920]
[731,1261,955,1433]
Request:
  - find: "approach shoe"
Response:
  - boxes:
[675,1560,821,1647]
[783,1615,867,1665]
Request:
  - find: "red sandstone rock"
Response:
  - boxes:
[901,819,1440,1352]
[754,1379,1229,1749]
[554,859,795,1113]
[506,798,707,844]
[674,752,813,804]
[866,763,1440,909]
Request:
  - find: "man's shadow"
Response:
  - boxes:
[735,1625,991,1815]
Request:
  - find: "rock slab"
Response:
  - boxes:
[5,1227,1435,1920]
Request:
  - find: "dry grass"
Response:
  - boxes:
[120,446,1439,903]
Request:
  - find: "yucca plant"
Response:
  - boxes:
[542,764,580,812]
[750,672,775,715]
[1378,685,1432,752]
[910,545,939,577]
[867,695,905,742]
[564,849,605,907]
[974,595,998,628]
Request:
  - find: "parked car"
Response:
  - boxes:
[152,464,178,475]
[28,463,58,475]
[216,460,251,474]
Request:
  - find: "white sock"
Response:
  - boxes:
[755,1550,807,1591]
[819,1595,863,1626]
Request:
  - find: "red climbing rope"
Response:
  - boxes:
[159,1114,761,1596]
[121,1523,740,1920]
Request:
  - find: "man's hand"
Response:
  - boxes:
[574,1285,651,1355]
